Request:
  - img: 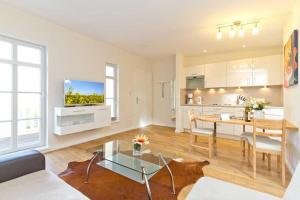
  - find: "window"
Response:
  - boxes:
[0,35,46,154]
[105,63,118,121]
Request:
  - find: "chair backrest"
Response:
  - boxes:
[283,162,300,200]
[253,119,286,138]
[188,110,197,130]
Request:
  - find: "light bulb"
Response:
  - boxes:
[229,26,235,38]
[238,26,245,37]
[216,28,222,40]
[252,23,259,35]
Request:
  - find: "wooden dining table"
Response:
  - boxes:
[194,115,298,156]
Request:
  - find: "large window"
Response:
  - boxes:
[0,35,46,154]
[105,63,118,121]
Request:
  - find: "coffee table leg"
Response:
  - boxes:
[159,154,176,195]
[84,151,101,183]
[141,167,152,200]
[214,122,217,156]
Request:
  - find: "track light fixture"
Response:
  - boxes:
[216,21,259,40]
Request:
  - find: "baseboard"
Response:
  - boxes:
[39,126,140,154]
[286,159,294,174]
[152,122,175,128]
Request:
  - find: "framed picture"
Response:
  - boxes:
[284,30,298,88]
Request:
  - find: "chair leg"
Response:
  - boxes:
[281,152,286,186]
[262,153,265,161]
[189,134,193,152]
[194,135,197,143]
[267,154,271,171]
[208,135,213,159]
[277,155,281,173]
[253,149,256,179]
[241,140,246,157]
[247,143,250,165]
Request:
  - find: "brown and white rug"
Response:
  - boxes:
[59,156,208,200]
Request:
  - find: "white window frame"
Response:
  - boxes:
[0,35,47,155]
[105,63,119,121]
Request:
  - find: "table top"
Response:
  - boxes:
[194,115,298,131]
[88,140,171,183]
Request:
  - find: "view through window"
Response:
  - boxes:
[0,35,46,154]
[105,63,118,121]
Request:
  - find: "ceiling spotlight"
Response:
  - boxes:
[242,44,246,48]
[229,26,235,38]
[216,28,222,40]
[203,49,207,53]
[238,26,245,37]
[252,23,259,35]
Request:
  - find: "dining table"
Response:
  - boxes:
[193,115,298,156]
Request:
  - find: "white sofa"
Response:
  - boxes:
[187,162,300,200]
[0,150,88,200]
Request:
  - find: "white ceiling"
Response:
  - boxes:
[1,0,294,59]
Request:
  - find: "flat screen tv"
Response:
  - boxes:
[64,80,104,106]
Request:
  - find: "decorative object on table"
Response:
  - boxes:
[284,29,298,88]
[245,97,269,119]
[244,106,252,122]
[132,134,149,156]
[220,114,230,121]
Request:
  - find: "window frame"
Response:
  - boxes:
[0,34,47,155]
[105,63,119,121]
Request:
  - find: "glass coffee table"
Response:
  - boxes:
[85,140,175,200]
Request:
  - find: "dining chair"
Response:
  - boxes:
[244,119,287,186]
[188,110,214,158]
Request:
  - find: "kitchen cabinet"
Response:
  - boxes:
[252,55,282,86]
[184,65,205,77]
[227,58,253,87]
[205,62,227,88]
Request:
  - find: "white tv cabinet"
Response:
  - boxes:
[54,105,111,135]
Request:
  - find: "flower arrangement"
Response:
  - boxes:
[132,134,150,145]
[132,134,149,156]
[245,97,269,111]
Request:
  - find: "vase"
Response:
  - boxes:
[253,110,265,119]
[133,143,142,156]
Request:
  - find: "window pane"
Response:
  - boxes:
[17,45,41,64]
[0,41,12,60]
[18,94,41,119]
[106,78,114,98]
[18,119,40,147]
[106,99,115,118]
[0,63,12,91]
[106,66,114,77]
[18,66,41,92]
[0,122,11,151]
[0,93,12,121]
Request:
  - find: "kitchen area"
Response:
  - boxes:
[179,53,284,139]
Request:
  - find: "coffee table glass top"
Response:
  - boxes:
[89,140,172,183]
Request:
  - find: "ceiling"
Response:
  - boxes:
[1,0,295,59]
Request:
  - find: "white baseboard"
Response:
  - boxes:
[152,122,175,128]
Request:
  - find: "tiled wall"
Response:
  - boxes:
[181,85,283,106]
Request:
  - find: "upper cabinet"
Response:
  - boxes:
[205,62,227,88]
[252,55,282,86]
[184,65,205,77]
[227,58,253,87]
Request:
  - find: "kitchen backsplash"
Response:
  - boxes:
[181,85,283,106]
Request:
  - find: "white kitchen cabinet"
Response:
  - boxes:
[184,65,205,77]
[227,58,253,87]
[252,55,283,86]
[205,62,227,88]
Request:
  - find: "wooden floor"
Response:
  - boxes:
[45,125,290,199]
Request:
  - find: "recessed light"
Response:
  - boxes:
[242,44,246,48]
[203,49,208,53]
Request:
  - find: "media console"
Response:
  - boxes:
[54,105,111,135]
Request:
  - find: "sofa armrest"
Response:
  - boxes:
[0,150,45,183]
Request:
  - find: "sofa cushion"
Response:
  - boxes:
[0,170,89,200]
[186,177,281,200]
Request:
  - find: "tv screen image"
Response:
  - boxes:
[64,80,104,106]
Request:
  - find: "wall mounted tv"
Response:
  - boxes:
[64,80,104,106]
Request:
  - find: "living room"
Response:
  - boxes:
[0,1,300,200]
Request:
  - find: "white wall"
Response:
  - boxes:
[175,54,185,132]
[152,56,176,127]
[0,3,153,151]
[283,0,300,172]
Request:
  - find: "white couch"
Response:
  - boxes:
[0,170,89,200]
[187,162,300,200]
